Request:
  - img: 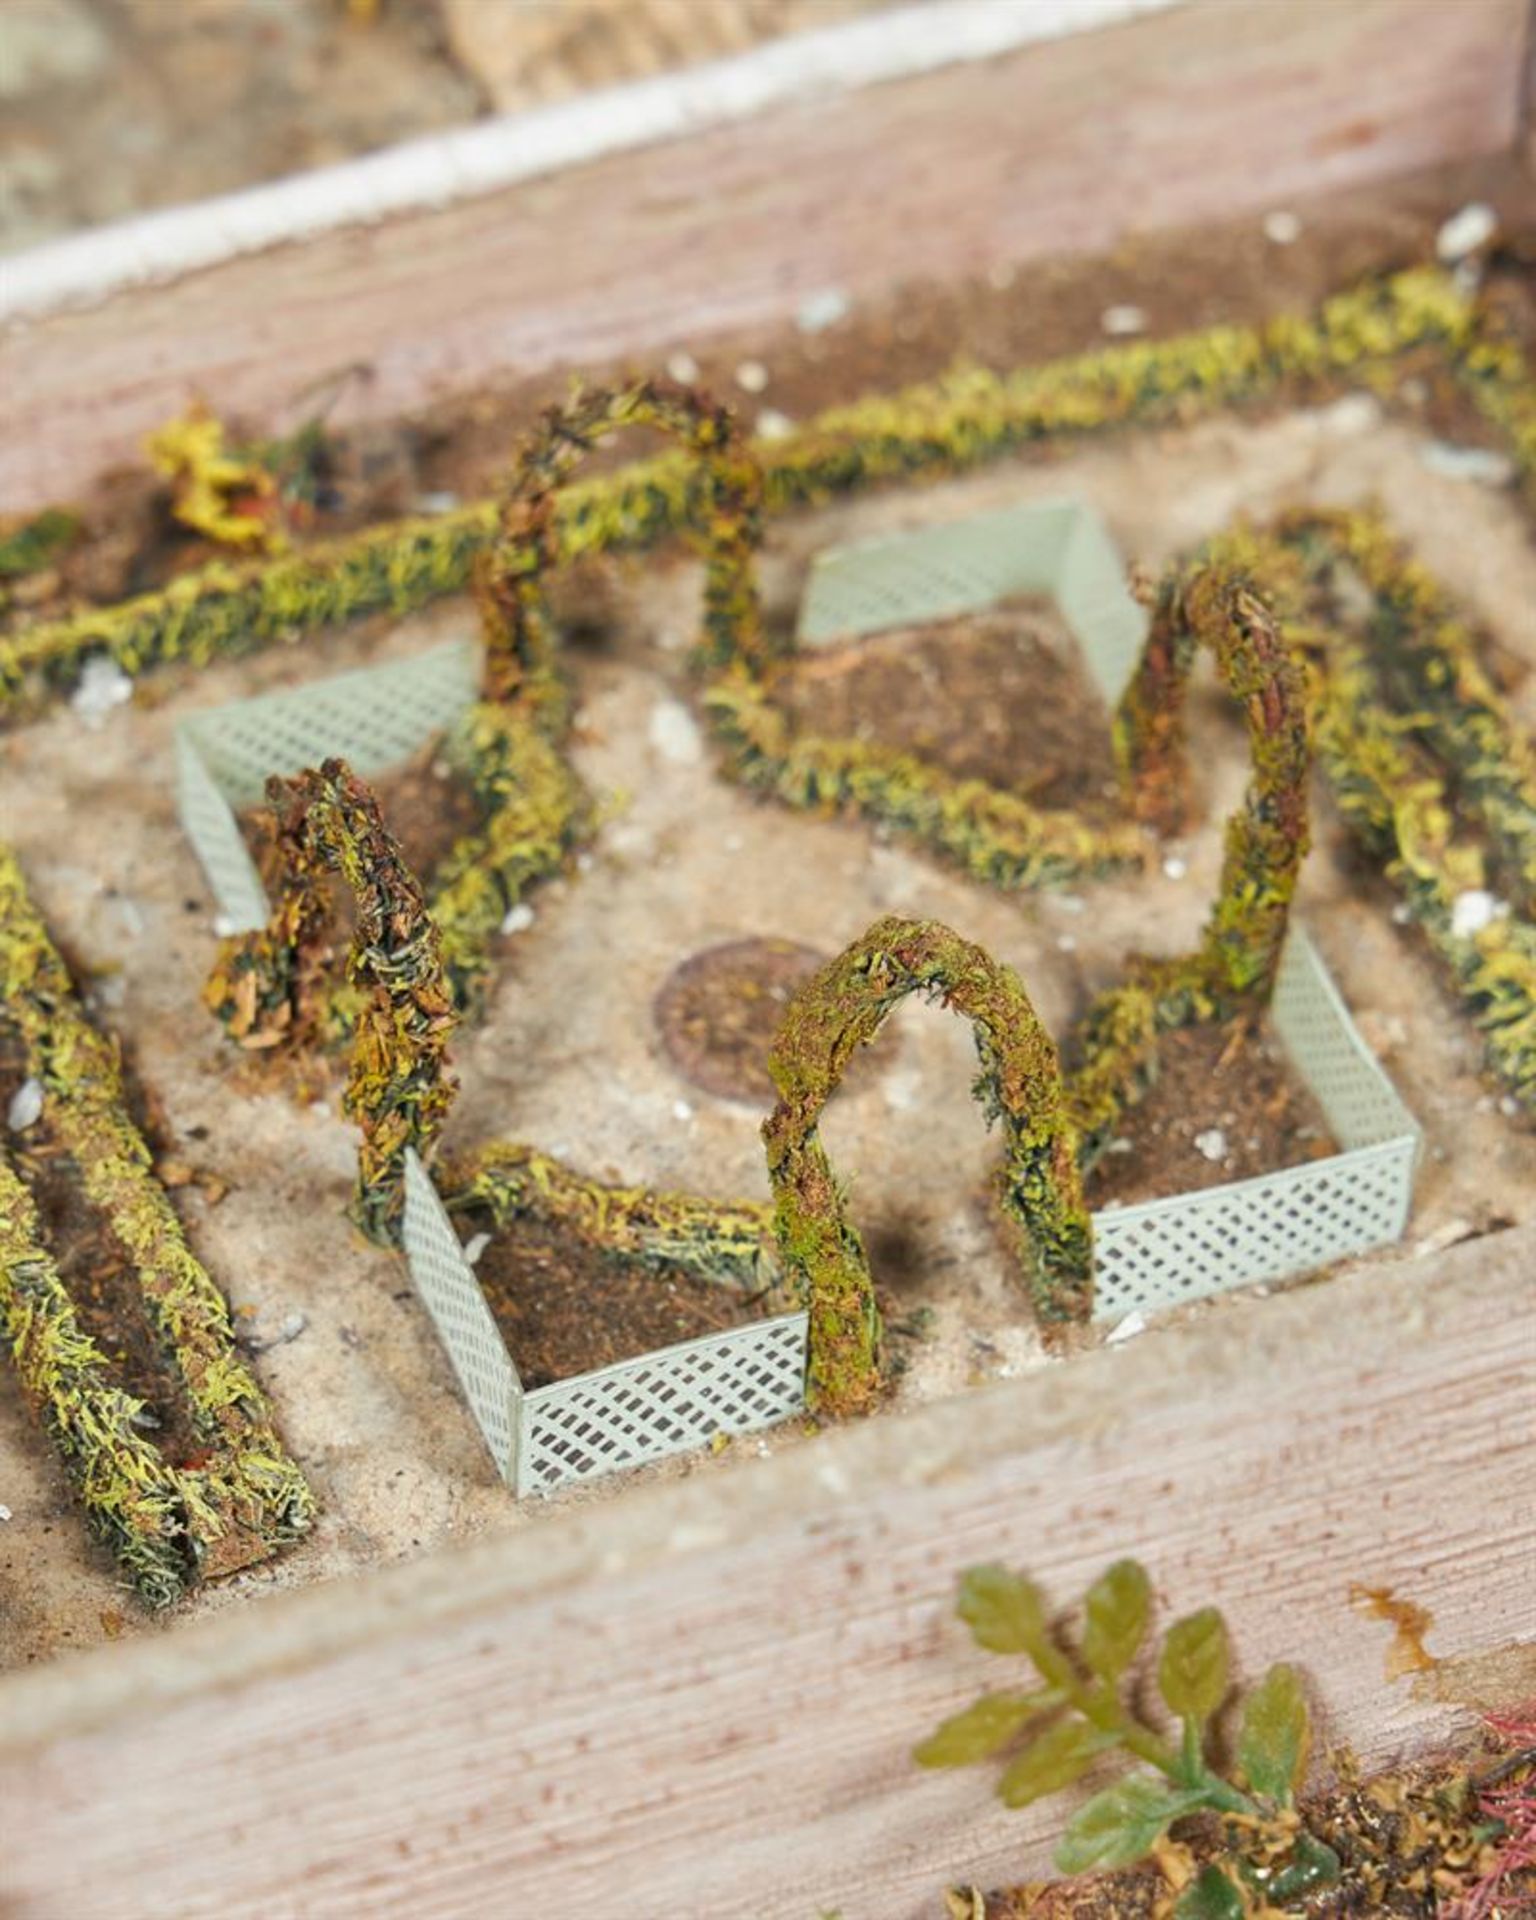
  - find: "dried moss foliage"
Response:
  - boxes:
[764,915,1091,1415]
[0,268,1508,719]
[206,760,458,1244]
[1266,510,1536,1115]
[0,842,313,1604]
[1067,542,1313,1156]
[441,1140,778,1294]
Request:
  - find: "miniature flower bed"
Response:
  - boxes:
[402,1151,807,1497]
[782,502,1421,1319]
[177,638,481,936]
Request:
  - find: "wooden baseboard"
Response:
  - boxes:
[1,1225,1530,1917]
[0,0,1526,513]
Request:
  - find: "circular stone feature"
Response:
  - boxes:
[655,936,896,1106]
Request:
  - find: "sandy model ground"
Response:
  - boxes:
[1,397,1533,1671]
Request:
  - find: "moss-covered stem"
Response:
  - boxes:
[765,915,1092,1415]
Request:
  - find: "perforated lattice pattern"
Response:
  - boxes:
[796,500,1148,704]
[520,1313,809,1496]
[1089,930,1419,1320]
[177,640,478,929]
[402,1150,522,1482]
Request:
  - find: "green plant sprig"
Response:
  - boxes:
[916,1559,1338,1915]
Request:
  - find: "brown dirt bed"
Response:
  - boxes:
[470,1216,753,1388]
[783,597,1122,816]
[0,1028,205,1466]
[1084,1018,1338,1209]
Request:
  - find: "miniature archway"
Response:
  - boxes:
[477,376,771,710]
[206,759,459,1246]
[763,915,1092,1417]
[1115,535,1313,1010]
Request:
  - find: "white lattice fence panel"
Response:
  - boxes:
[1273,930,1419,1150]
[402,1150,522,1482]
[1092,1144,1415,1319]
[176,640,478,926]
[520,1313,809,1496]
[176,733,269,932]
[1089,929,1419,1321]
[799,501,1088,645]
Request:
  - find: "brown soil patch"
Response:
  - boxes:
[472,1217,752,1388]
[0,1029,204,1466]
[1084,1019,1337,1208]
[654,934,897,1106]
[784,597,1121,815]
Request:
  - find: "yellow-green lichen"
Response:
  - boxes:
[0,840,314,1600]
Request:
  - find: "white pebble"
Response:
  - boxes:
[648,698,703,766]
[1499,1096,1520,1118]
[1318,392,1382,437]
[1162,854,1188,880]
[1391,902,1414,926]
[462,1232,491,1266]
[755,408,794,441]
[1101,304,1148,337]
[1263,210,1302,245]
[1193,1127,1229,1163]
[672,1099,694,1122]
[1057,893,1085,914]
[1450,889,1499,938]
[666,350,700,385]
[1106,1310,1147,1345]
[1419,442,1515,487]
[70,656,133,728]
[277,1311,307,1344]
[413,490,459,515]
[796,287,849,334]
[7,1078,43,1132]
[500,901,536,935]
[0,1504,11,1523]
[212,913,241,940]
[1435,202,1497,263]
[734,360,769,394]
[1056,933,1078,953]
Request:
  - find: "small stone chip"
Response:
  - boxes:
[734,360,769,394]
[796,287,850,334]
[500,901,536,935]
[1450,889,1499,938]
[1193,1127,1229,1163]
[6,1078,43,1132]
[1101,304,1148,337]
[1435,202,1497,263]
[463,1232,491,1266]
[1263,209,1302,245]
[665,350,700,385]
[1162,854,1188,880]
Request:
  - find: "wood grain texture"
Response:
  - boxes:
[0,1225,1531,1919]
[0,0,1526,513]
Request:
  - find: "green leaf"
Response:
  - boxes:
[1159,1607,1230,1727]
[914,1692,1051,1769]
[997,1717,1113,1808]
[1174,1866,1246,1920]
[1268,1831,1342,1901]
[956,1563,1046,1656]
[1054,1776,1208,1875]
[1238,1663,1310,1806]
[1082,1559,1152,1681]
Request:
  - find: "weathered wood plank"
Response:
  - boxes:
[0,0,1526,513]
[0,1225,1530,1918]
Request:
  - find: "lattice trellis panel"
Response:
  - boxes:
[177,639,479,932]
[402,1150,522,1483]
[520,1314,810,1497]
[796,498,1149,703]
[402,1150,808,1496]
[1089,929,1420,1321]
